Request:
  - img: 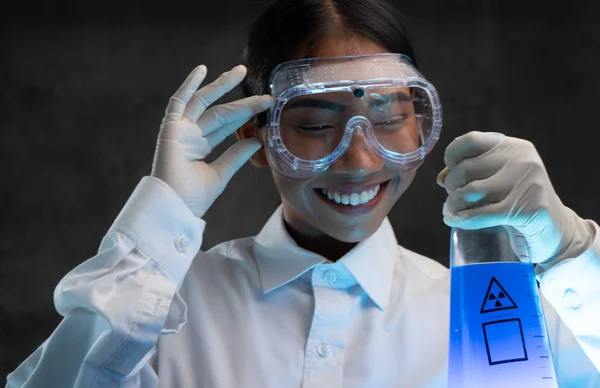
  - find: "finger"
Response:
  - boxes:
[175,97,267,161]
[175,116,257,161]
[443,200,512,230]
[178,130,212,161]
[182,65,248,123]
[197,95,273,137]
[210,138,263,184]
[442,152,507,194]
[444,176,509,214]
[165,65,208,119]
[444,131,505,168]
[204,117,252,150]
[436,167,450,187]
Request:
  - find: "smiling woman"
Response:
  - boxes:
[247,53,442,243]
[231,0,438,249]
[238,52,441,246]
[5,0,600,387]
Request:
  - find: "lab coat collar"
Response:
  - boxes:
[253,205,398,311]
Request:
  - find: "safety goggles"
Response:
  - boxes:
[264,53,443,180]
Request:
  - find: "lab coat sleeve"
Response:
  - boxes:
[537,220,600,374]
[6,176,205,388]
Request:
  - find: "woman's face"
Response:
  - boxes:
[270,33,418,242]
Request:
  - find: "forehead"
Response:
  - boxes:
[302,31,390,58]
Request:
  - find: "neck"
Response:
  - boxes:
[283,219,357,263]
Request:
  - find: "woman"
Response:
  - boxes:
[7,0,600,386]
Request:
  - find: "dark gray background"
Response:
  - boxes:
[2,0,600,379]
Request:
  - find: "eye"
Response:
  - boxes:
[374,117,406,127]
[298,124,334,131]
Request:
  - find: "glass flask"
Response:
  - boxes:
[447,226,558,388]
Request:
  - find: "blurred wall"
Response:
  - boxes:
[1,0,599,378]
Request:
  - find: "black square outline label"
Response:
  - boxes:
[482,318,528,366]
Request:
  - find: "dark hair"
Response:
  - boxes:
[241,0,417,126]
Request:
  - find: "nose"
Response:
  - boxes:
[330,130,384,176]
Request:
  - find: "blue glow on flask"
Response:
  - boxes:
[448,261,558,387]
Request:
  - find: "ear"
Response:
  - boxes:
[235,120,269,168]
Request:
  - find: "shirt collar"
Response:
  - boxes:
[339,217,398,311]
[253,205,398,311]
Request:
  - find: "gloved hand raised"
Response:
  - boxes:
[151,65,273,218]
[438,131,595,265]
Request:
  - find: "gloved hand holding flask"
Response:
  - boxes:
[439,132,596,387]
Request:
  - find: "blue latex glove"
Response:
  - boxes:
[438,131,595,265]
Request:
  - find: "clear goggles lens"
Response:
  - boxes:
[279,86,433,161]
[265,54,442,178]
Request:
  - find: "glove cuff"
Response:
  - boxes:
[536,207,596,273]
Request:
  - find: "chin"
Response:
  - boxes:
[319,216,385,243]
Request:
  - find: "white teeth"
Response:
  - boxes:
[321,184,382,206]
[333,192,341,203]
[360,191,369,203]
[341,194,350,205]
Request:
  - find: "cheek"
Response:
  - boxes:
[401,170,417,184]
[390,170,417,198]
[271,173,314,205]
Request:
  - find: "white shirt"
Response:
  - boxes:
[6,176,600,388]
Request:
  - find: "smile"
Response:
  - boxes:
[321,184,381,206]
[314,180,390,214]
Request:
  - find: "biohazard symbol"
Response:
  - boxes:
[480,277,518,314]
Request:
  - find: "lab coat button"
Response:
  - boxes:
[317,343,332,357]
[323,270,338,284]
[562,288,581,309]
[175,235,189,253]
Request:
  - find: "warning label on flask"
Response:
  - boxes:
[480,277,518,314]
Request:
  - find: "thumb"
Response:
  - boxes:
[210,138,262,184]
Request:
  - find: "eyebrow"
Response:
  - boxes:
[394,91,412,101]
[283,90,412,111]
[284,98,345,112]
[368,91,412,108]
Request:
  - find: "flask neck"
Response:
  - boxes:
[450,226,531,267]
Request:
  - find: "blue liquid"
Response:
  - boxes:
[448,262,557,388]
